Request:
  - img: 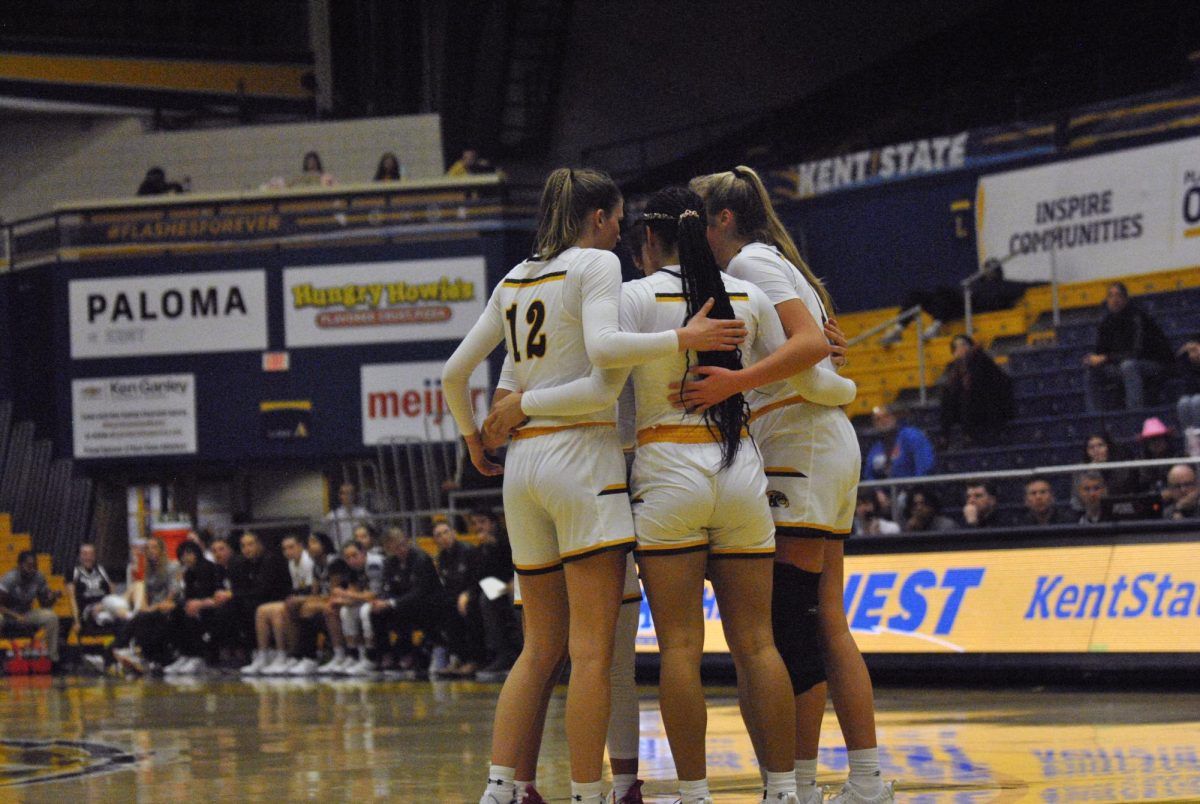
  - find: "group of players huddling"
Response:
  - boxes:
[443,166,894,803]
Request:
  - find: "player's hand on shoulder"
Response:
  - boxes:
[677,298,748,353]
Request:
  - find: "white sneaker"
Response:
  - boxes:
[185,656,208,675]
[317,655,346,674]
[288,657,319,676]
[112,647,144,675]
[343,657,378,676]
[163,656,189,674]
[795,786,823,804]
[240,651,269,676]
[824,780,895,803]
[261,655,294,676]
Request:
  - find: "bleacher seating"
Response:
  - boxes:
[848,269,1200,515]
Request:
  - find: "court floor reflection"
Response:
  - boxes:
[0,676,1197,802]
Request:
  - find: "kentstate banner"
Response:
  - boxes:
[72,373,197,458]
[635,542,1200,654]
[976,135,1200,284]
[361,360,489,445]
[284,257,486,347]
[69,270,268,359]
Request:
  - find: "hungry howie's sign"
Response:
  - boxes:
[284,257,485,347]
[69,270,268,359]
[635,542,1200,654]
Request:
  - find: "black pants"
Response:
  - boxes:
[480,594,522,665]
[442,602,486,664]
[370,599,448,658]
[117,610,173,664]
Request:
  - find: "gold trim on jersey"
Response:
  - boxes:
[749,393,808,421]
[764,466,807,478]
[597,483,629,497]
[636,424,749,446]
[654,292,749,302]
[502,270,567,288]
[511,421,613,440]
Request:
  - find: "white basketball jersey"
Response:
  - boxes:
[495,247,617,429]
[619,268,776,431]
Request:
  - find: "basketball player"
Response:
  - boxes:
[442,167,746,804]
[680,166,893,804]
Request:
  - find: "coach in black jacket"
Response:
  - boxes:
[369,526,449,666]
[1083,282,1174,411]
[227,532,292,650]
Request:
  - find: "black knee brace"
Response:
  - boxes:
[771,562,826,694]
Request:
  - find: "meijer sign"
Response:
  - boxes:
[361,361,489,445]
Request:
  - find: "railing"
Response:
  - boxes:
[965,254,1061,339]
[847,305,930,405]
[861,454,1200,521]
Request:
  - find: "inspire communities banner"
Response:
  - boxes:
[975,136,1200,284]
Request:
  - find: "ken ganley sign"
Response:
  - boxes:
[284,257,485,347]
[69,270,267,359]
[361,361,489,445]
[72,373,197,458]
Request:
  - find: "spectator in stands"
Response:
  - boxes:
[293,151,335,187]
[961,480,1008,528]
[1074,432,1139,511]
[1077,471,1109,525]
[1137,417,1179,494]
[1162,463,1199,521]
[1017,477,1073,526]
[1083,282,1174,412]
[432,520,484,677]
[467,508,521,676]
[166,541,222,675]
[369,525,448,672]
[374,152,403,181]
[70,542,122,631]
[325,482,370,550]
[938,335,1015,446]
[852,489,901,535]
[282,532,337,676]
[0,550,64,670]
[111,537,178,673]
[901,486,956,532]
[1175,333,1200,440]
[136,166,187,196]
[229,532,291,665]
[880,259,1033,344]
[446,148,495,176]
[353,524,386,558]
[241,534,314,676]
[864,405,936,480]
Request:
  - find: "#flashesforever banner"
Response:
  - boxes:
[975,136,1200,284]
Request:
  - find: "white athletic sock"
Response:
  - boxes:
[514,780,532,801]
[570,780,605,803]
[357,646,368,660]
[759,765,769,786]
[611,773,636,800]
[482,765,516,803]
[847,748,883,795]
[764,770,795,799]
[795,758,817,789]
[679,777,710,801]
[333,647,345,661]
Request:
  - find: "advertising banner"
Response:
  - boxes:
[361,360,490,445]
[72,373,197,458]
[635,542,1200,654]
[284,257,486,347]
[975,136,1200,283]
[69,270,267,359]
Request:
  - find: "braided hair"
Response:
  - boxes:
[642,186,749,469]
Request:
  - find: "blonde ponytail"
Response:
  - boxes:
[693,165,835,316]
[533,167,621,261]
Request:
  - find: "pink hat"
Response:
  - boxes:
[1139,417,1172,440]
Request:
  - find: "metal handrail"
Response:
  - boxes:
[847,305,931,405]
[965,254,1061,338]
[861,454,1200,517]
